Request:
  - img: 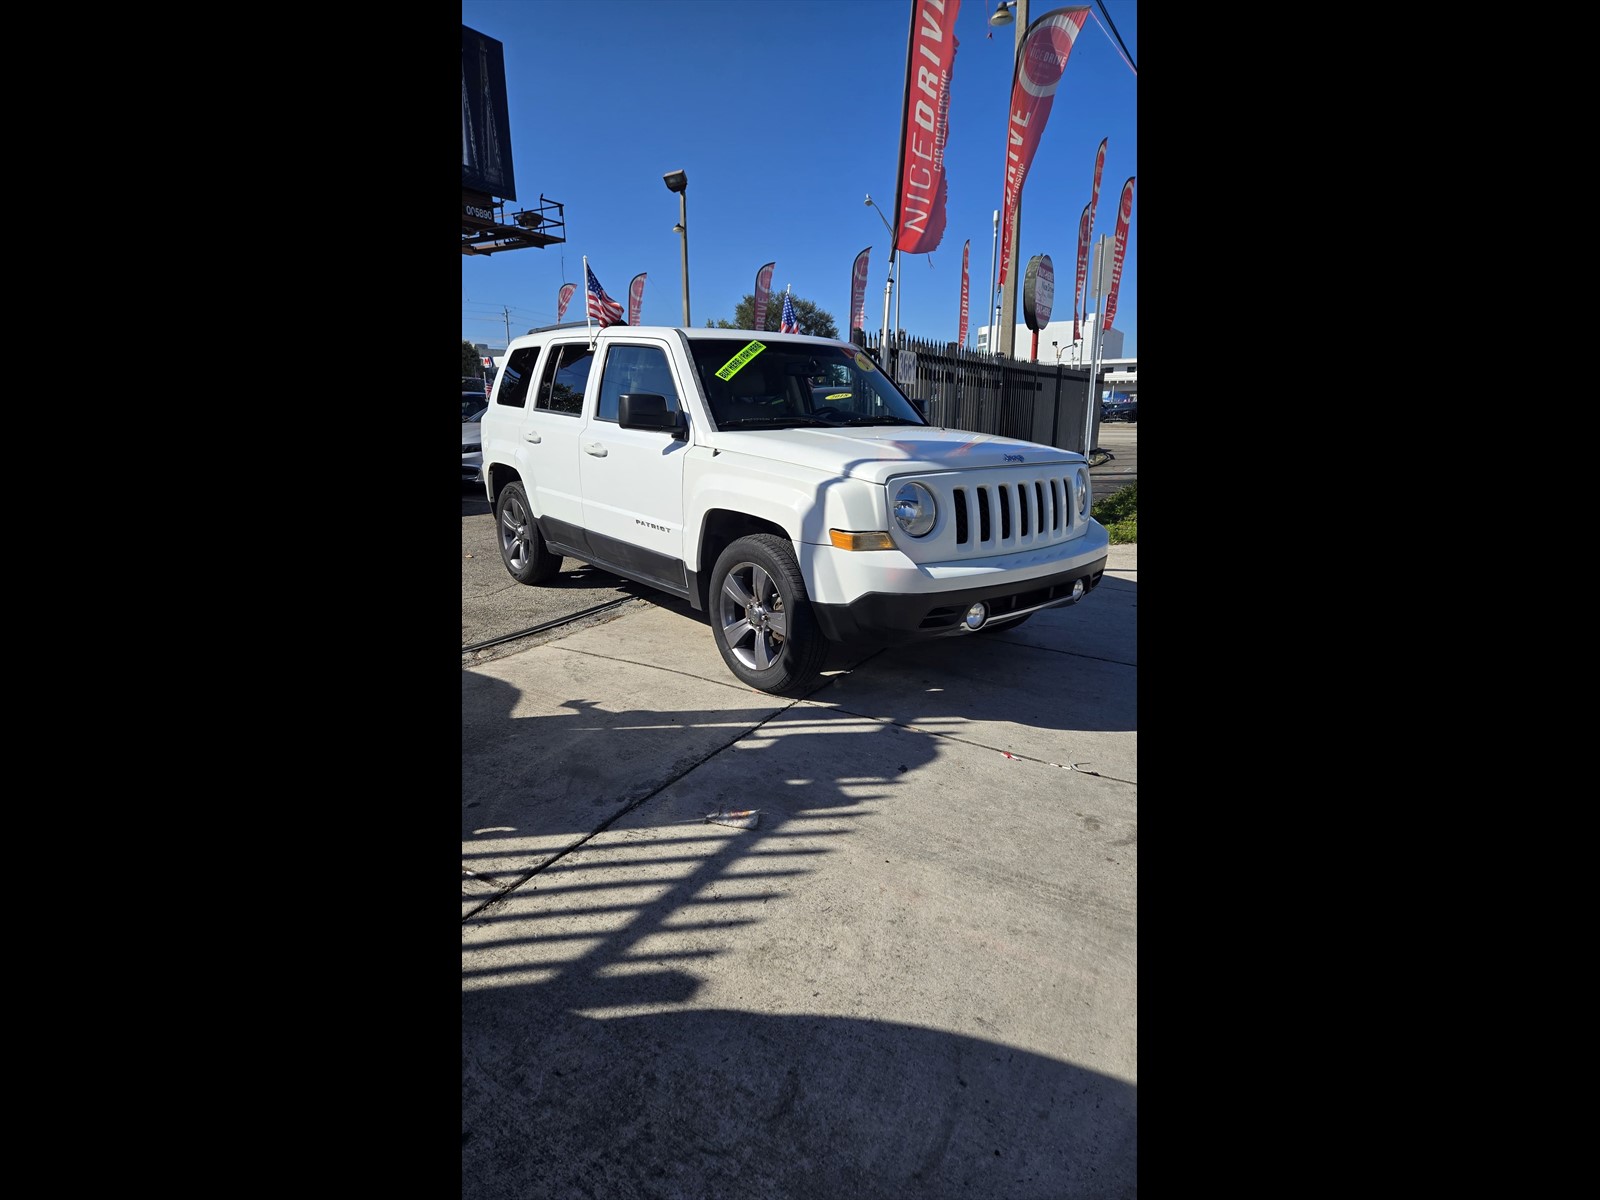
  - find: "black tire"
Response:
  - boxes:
[494,481,562,585]
[708,533,830,696]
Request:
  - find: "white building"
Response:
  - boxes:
[974,313,1124,363]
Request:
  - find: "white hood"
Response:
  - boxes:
[705,425,1081,486]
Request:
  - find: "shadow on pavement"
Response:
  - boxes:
[463,641,1137,1196]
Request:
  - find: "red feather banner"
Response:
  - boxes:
[997,6,1090,288]
[1101,177,1134,332]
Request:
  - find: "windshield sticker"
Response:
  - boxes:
[715,341,767,381]
[854,351,874,373]
[825,392,852,401]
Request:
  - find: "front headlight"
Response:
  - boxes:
[892,481,937,537]
[1075,467,1091,518]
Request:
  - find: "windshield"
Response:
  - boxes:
[686,338,926,430]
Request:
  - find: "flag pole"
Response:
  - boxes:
[1083,234,1110,456]
[582,256,593,335]
[885,0,918,354]
[988,209,999,354]
[998,0,1030,358]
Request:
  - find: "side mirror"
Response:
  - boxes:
[619,393,688,441]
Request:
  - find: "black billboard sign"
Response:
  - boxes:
[462,25,516,202]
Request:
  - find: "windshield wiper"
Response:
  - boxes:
[836,416,925,426]
[721,416,831,428]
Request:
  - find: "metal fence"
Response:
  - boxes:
[856,331,1098,454]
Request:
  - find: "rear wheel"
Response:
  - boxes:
[708,534,829,696]
[494,481,562,584]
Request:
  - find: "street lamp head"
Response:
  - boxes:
[988,1,1015,28]
[672,223,684,234]
[663,169,688,194]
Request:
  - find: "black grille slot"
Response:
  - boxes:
[998,486,1011,540]
[1050,479,1062,530]
[953,488,968,544]
[1017,484,1030,537]
[977,488,991,543]
[1035,481,1048,531]
[919,604,965,631]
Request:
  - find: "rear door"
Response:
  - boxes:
[495,338,593,556]
[576,337,689,593]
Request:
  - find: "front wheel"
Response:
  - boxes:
[708,534,830,696]
[494,481,562,585]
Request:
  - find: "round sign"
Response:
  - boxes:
[1022,254,1055,332]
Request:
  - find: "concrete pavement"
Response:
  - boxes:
[462,541,1137,1198]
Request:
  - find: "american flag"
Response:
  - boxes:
[586,263,624,328]
[779,292,799,334]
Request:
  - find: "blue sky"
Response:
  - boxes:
[462,0,1136,357]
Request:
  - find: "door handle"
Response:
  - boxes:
[584,442,608,457]
[524,431,542,443]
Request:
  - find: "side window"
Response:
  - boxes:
[596,345,680,423]
[495,346,540,409]
[535,344,593,416]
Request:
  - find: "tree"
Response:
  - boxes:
[714,293,839,339]
[462,340,484,378]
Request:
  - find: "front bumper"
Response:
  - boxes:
[810,554,1108,643]
[462,452,483,485]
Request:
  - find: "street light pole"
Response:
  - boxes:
[987,208,998,354]
[664,169,690,326]
[865,194,899,346]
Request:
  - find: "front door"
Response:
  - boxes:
[577,337,688,593]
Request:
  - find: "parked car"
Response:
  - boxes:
[1100,396,1137,423]
[463,407,483,486]
[463,386,487,485]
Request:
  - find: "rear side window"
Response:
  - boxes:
[495,346,540,409]
[536,344,593,416]
[596,345,680,423]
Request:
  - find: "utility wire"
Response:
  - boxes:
[1091,2,1136,76]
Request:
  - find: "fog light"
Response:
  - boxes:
[963,602,988,630]
[1072,579,1085,600]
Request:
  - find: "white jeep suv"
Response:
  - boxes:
[479,325,1110,695]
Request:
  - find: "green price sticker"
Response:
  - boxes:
[715,340,767,381]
